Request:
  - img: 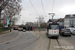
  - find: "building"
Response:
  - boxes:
[25,22,34,27]
[58,18,64,26]
[64,14,75,28]
[1,19,3,24]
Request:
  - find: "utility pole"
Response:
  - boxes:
[36,15,44,32]
[0,10,1,23]
[22,20,24,25]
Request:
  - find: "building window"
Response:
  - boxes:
[72,20,74,26]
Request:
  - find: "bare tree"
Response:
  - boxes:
[12,15,20,25]
[0,0,9,22]
[36,15,44,25]
[0,0,22,23]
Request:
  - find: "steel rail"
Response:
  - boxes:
[47,39,51,50]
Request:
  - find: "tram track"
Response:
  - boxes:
[56,39,61,50]
[47,39,51,50]
[7,31,41,50]
[47,38,62,50]
[22,31,41,50]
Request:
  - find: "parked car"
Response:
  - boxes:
[13,26,18,30]
[72,30,75,35]
[60,29,71,36]
[68,28,75,34]
[18,26,23,31]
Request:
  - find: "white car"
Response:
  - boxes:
[72,30,75,35]
[68,28,75,34]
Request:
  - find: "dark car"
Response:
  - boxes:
[60,29,71,36]
[23,27,26,32]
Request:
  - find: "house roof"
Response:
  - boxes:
[58,18,64,21]
[65,14,75,18]
[65,15,70,18]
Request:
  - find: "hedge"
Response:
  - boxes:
[0,23,3,27]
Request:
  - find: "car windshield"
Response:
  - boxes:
[19,26,22,28]
[73,30,75,32]
[23,27,26,29]
[65,29,70,32]
[69,28,75,30]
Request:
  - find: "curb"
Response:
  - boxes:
[0,30,13,37]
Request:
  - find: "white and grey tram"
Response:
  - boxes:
[46,20,59,38]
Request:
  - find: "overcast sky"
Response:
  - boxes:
[16,0,75,25]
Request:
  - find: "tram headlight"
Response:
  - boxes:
[57,22,59,23]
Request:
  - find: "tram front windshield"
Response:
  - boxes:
[49,24,59,29]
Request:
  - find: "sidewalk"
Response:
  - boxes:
[0,29,13,35]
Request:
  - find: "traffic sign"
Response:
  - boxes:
[7,19,9,26]
[3,17,9,28]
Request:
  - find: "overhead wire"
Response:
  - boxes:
[41,0,46,17]
[29,0,39,16]
[52,0,55,12]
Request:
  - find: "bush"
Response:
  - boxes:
[40,23,47,28]
[0,23,3,27]
[0,27,10,32]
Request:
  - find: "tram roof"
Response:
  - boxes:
[47,19,59,23]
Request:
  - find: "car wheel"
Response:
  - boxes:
[61,33,63,36]
[56,37,59,39]
[47,34,50,38]
[69,35,71,37]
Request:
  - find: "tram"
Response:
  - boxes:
[46,19,59,38]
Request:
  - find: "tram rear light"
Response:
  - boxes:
[17,27,18,29]
[56,30,58,32]
[63,31,64,32]
[57,22,59,23]
[52,30,53,32]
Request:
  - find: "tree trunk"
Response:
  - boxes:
[10,18,11,27]
[0,10,1,23]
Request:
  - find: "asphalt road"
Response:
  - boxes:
[0,30,37,50]
[0,30,19,43]
[60,35,75,45]
[0,30,75,50]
